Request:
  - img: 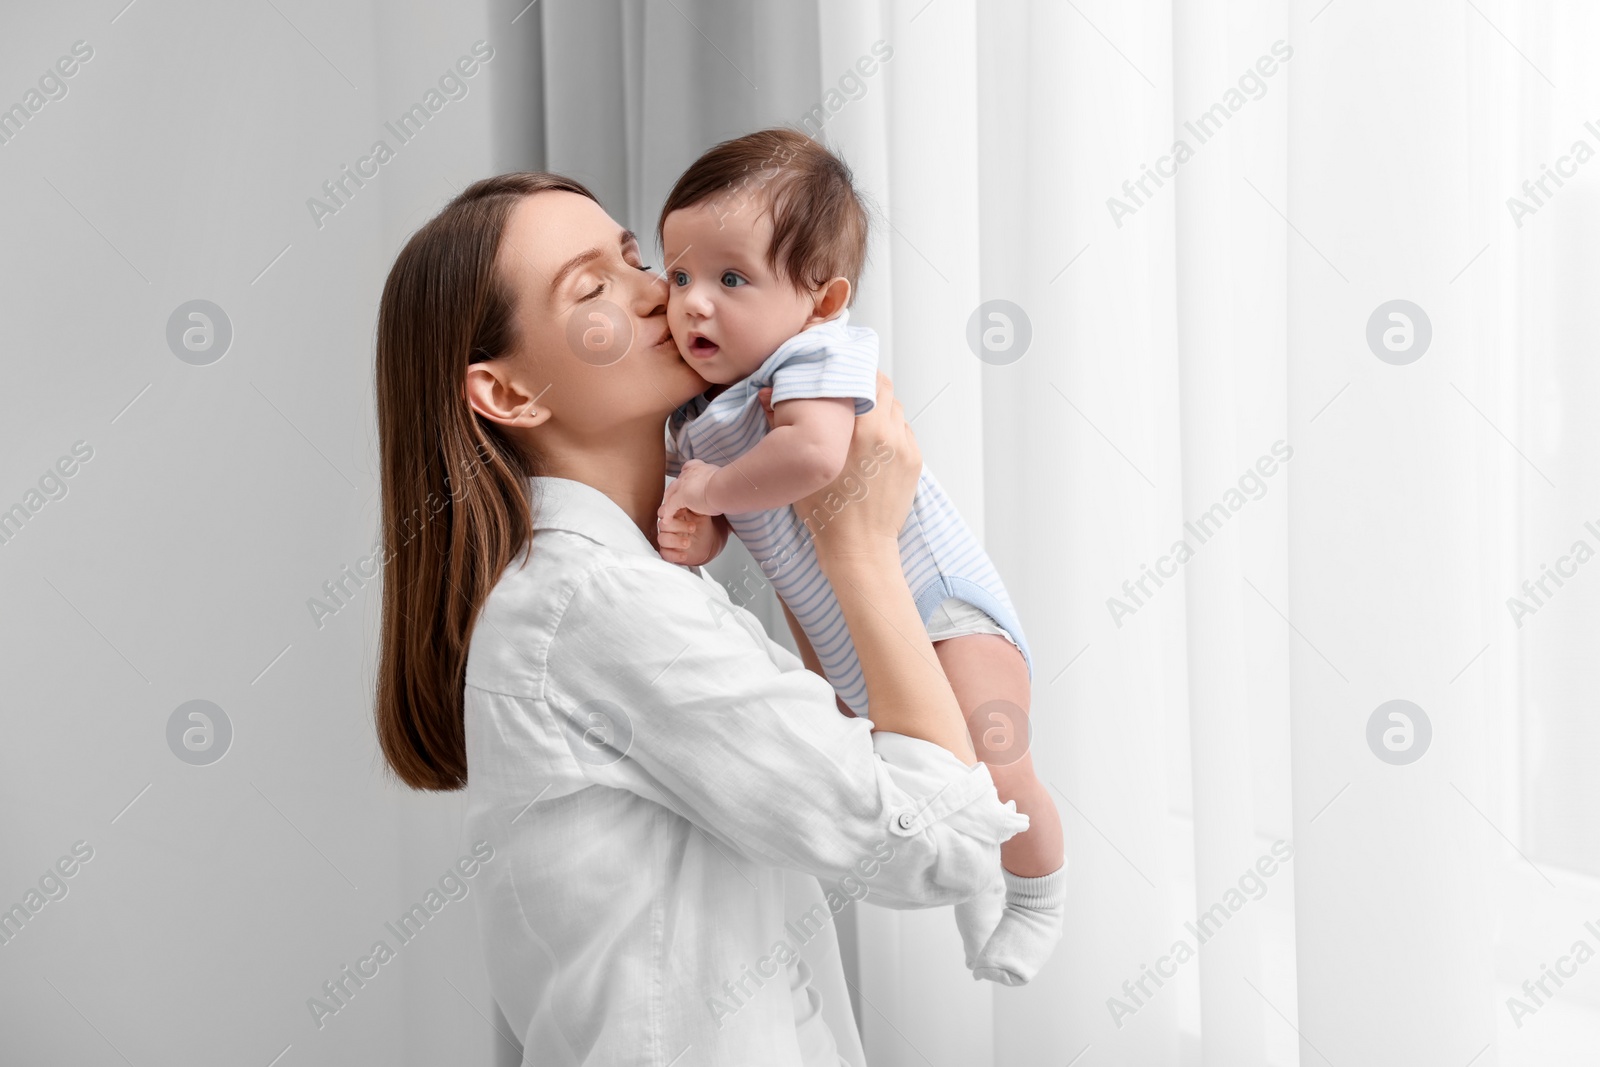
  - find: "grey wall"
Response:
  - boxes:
[0,2,542,1063]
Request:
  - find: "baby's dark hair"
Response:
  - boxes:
[657,128,868,302]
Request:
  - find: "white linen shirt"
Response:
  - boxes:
[461,475,1028,1067]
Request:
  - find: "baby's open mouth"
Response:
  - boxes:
[687,334,720,360]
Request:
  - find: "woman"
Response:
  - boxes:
[373,172,1028,1066]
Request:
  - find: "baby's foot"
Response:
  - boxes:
[970,863,1067,986]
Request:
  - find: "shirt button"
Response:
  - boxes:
[896,811,917,831]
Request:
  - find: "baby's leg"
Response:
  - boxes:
[932,634,1062,875]
[935,630,1066,985]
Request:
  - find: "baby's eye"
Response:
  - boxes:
[671,270,688,287]
[721,271,746,288]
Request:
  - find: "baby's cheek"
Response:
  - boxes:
[664,299,689,347]
[736,316,785,370]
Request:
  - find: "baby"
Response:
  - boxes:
[654,128,1064,986]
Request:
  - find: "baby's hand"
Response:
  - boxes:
[661,459,723,518]
[657,507,722,567]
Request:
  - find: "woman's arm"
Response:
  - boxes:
[540,558,1026,908]
[804,373,977,764]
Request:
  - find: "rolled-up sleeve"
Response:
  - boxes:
[540,559,1029,909]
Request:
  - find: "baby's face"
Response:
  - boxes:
[662,198,819,385]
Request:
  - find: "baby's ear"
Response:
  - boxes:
[808,277,851,324]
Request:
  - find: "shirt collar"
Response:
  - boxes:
[528,475,659,559]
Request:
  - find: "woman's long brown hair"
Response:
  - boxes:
[374,172,598,792]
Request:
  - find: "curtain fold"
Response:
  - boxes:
[1285,2,1496,1063]
[1171,0,1267,1063]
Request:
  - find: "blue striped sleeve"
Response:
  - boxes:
[665,412,690,477]
[767,328,878,416]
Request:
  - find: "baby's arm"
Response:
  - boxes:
[664,396,856,517]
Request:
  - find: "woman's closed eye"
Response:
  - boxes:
[580,263,655,301]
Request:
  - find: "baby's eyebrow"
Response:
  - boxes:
[658,242,695,280]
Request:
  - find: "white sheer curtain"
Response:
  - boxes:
[525,2,1599,1064]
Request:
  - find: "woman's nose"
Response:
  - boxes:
[632,265,669,318]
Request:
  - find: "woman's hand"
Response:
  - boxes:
[788,372,921,567]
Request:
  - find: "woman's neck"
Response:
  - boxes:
[538,424,669,550]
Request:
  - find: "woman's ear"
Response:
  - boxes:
[465,362,554,429]
[806,277,852,325]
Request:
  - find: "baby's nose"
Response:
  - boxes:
[683,288,713,316]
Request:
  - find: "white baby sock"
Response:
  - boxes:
[970,862,1067,986]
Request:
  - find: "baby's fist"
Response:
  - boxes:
[658,507,719,567]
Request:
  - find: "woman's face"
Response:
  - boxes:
[482,190,708,444]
